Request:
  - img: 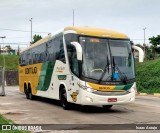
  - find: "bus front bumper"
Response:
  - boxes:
[80,89,135,105]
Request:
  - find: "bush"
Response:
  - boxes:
[136,58,160,93]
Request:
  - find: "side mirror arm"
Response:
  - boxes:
[70,42,82,60]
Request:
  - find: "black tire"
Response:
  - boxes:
[28,85,34,100]
[103,105,113,110]
[60,88,70,110]
[28,91,34,100]
[24,87,29,99]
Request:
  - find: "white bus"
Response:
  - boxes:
[19,26,136,110]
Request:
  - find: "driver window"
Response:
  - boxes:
[67,45,79,76]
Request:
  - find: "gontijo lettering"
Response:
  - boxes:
[25,67,37,74]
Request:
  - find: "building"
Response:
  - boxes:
[0,45,17,55]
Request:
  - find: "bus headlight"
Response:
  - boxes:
[128,87,137,94]
[128,82,137,94]
[79,84,97,93]
[86,88,97,93]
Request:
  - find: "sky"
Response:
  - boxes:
[0,0,160,49]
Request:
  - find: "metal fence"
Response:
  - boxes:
[0,66,5,96]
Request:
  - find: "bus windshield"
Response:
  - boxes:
[79,36,135,82]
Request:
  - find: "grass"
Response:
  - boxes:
[0,115,30,133]
[0,114,13,124]
[136,58,160,94]
[0,55,19,70]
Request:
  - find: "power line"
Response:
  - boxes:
[0,28,49,34]
[131,38,148,40]
[0,42,28,45]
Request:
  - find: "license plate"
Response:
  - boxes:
[108,98,117,102]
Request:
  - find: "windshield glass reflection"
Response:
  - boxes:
[79,37,135,82]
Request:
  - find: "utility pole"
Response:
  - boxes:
[73,9,74,26]
[17,45,20,55]
[29,18,33,43]
[0,36,6,67]
[143,27,146,55]
[0,36,6,96]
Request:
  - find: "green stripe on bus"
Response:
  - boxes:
[37,61,55,91]
[114,85,125,90]
[123,83,134,90]
[114,83,133,91]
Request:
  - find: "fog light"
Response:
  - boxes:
[130,97,135,101]
[129,87,137,93]
[86,97,93,102]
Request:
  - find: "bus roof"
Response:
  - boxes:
[64,26,129,39]
[20,34,52,53]
[20,26,129,53]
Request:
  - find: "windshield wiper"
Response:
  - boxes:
[112,56,127,84]
[98,55,110,84]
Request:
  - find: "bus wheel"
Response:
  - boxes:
[60,88,70,110]
[24,86,29,99]
[28,85,34,100]
[103,105,113,110]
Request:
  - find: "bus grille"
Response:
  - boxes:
[93,91,130,96]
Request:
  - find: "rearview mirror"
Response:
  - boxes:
[70,42,82,61]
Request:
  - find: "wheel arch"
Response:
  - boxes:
[59,82,68,100]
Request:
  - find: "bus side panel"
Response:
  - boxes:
[46,60,81,104]
[18,63,43,95]
[37,61,55,91]
[47,60,68,100]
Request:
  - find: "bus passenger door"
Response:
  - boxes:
[68,45,80,104]
[69,75,80,104]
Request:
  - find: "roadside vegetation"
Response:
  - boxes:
[0,55,19,70]
[0,114,13,124]
[136,58,160,93]
[0,115,29,133]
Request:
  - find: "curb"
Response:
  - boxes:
[153,93,160,96]
[138,93,147,96]
[137,93,160,97]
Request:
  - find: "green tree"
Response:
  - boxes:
[32,34,42,44]
[149,35,160,55]
[149,35,160,48]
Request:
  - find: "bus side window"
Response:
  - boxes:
[20,52,27,66]
[54,36,66,63]
[19,56,26,66]
[58,39,66,63]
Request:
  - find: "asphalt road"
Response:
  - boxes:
[0,86,160,133]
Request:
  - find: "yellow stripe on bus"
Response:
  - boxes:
[87,82,124,92]
[19,63,43,95]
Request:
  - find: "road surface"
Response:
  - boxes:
[0,86,160,133]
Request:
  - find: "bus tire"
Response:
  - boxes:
[60,88,70,110]
[103,105,113,110]
[28,85,34,100]
[24,85,29,99]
